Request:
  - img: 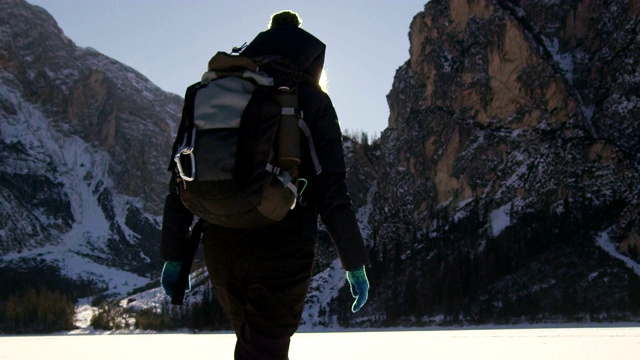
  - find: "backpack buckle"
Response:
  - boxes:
[174,128,196,181]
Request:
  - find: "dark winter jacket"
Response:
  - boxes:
[161,25,369,271]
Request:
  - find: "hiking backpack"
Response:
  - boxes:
[170,51,322,229]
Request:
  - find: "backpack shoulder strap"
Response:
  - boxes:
[298,118,322,175]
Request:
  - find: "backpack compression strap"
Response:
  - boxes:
[264,163,298,210]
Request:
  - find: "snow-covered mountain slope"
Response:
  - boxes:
[1,78,151,295]
[0,0,183,293]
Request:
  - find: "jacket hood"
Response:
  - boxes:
[241,26,326,84]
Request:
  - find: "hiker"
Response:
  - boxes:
[160,10,370,359]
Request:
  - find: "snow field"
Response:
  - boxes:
[1,326,640,360]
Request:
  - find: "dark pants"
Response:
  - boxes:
[203,222,315,360]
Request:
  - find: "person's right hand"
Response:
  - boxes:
[346,266,369,313]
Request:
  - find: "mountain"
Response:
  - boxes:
[0,0,182,295]
[355,0,640,325]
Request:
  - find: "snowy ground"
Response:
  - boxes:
[1,325,639,360]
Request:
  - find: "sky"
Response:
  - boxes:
[26,0,429,136]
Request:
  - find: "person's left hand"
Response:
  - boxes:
[346,266,369,313]
[161,261,191,298]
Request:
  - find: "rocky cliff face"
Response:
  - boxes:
[356,0,640,325]
[0,0,182,287]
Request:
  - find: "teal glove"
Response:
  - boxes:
[161,261,191,298]
[346,266,369,313]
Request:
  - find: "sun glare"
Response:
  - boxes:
[319,68,329,93]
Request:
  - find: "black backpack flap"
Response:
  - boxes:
[193,128,237,182]
[234,87,281,194]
